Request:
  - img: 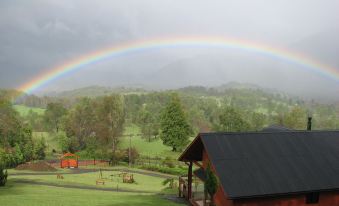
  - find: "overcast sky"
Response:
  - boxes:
[1,0,339,98]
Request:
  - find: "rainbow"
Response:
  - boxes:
[18,36,339,94]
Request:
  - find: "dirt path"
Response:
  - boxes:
[100,168,175,179]
[11,168,175,179]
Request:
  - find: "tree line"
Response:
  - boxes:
[1,88,339,168]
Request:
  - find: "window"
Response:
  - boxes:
[306,192,319,204]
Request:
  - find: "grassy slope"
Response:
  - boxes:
[0,182,182,206]
[13,105,45,116]
[119,125,181,159]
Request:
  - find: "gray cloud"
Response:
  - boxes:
[0,0,339,99]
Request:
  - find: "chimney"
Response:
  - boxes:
[307,116,312,131]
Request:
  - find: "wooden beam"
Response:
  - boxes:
[193,161,203,168]
[188,161,193,200]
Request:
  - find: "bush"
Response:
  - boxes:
[123,147,139,164]
[0,164,8,186]
[109,150,126,165]
[139,165,186,176]
[162,156,175,168]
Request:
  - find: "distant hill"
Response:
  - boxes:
[45,85,148,98]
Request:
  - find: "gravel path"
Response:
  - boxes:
[13,179,152,193]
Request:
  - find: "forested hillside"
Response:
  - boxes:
[1,84,339,166]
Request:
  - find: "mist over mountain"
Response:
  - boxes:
[1,1,339,102]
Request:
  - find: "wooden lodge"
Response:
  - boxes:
[178,128,339,206]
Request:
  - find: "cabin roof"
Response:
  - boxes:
[179,130,339,199]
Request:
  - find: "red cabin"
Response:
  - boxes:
[60,153,79,168]
[179,128,339,206]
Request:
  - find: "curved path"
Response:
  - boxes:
[11,168,175,179]
[12,179,152,193]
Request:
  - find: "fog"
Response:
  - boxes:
[0,0,339,100]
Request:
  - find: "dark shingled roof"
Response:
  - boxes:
[180,131,339,199]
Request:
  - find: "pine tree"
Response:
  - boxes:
[205,164,218,206]
[34,137,46,160]
[160,94,192,152]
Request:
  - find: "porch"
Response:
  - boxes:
[178,164,211,206]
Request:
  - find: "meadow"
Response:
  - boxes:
[119,125,181,159]
[0,182,182,206]
[13,105,45,116]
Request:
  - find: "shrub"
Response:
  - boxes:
[139,165,186,176]
[162,156,175,168]
[109,150,126,165]
[123,147,139,164]
[0,164,8,186]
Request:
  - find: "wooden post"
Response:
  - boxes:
[188,161,193,200]
[178,177,182,197]
[129,134,132,167]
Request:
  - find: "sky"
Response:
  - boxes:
[0,0,339,99]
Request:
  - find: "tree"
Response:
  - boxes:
[64,98,96,149]
[216,106,250,132]
[138,106,159,142]
[85,133,99,162]
[57,132,78,153]
[14,144,24,164]
[205,164,218,206]
[34,137,46,160]
[250,112,266,131]
[44,102,67,133]
[160,94,192,152]
[283,106,307,129]
[96,95,125,153]
[26,109,44,131]
[0,97,36,166]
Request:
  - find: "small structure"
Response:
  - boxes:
[179,128,339,206]
[56,174,64,179]
[60,153,79,168]
[122,173,134,183]
[96,179,105,185]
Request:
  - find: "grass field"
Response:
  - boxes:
[119,124,181,158]
[0,182,182,206]
[1,167,184,206]
[13,105,45,116]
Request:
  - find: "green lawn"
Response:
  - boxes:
[2,167,183,206]
[0,181,183,206]
[8,170,170,193]
[13,105,45,116]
